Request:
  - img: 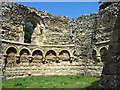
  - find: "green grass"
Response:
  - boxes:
[2,76,100,88]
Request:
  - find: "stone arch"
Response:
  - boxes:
[100,47,108,62]
[19,47,32,56]
[45,50,57,61]
[19,47,31,64]
[21,14,45,45]
[59,50,70,61]
[31,50,43,64]
[32,49,43,56]
[22,13,42,26]
[5,46,18,66]
[45,50,57,56]
[4,45,18,55]
[6,47,17,55]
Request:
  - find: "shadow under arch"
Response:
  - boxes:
[45,50,57,57]
[100,47,108,62]
[59,50,70,61]
[4,45,18,55]
[45,50,57,62]
[6,47,17,55]
[19,47,32,56]
[32,50,43,56]
[5,47,18,66]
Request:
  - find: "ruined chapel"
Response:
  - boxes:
[0,1,120,89]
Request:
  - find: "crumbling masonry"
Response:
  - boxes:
[0,2,120,88]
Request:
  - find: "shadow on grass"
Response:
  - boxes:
[86,79,100,89]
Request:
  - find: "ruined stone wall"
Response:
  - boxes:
[43,15,71,45]
[70,2,118,58]
[1,2,71,45]
[1,2,120,80]
[99,3,120,89]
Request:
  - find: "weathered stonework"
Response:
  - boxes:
[99,5,120,89]
[0,2,119,88]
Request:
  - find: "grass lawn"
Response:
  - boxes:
[2,76,100,88]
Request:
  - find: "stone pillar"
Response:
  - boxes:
[70,57,74,63]
[19,22,25,43]
[99,4,120,89]
[56,57,59,63]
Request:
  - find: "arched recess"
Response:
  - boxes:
[100,47,107,62]
[59,50,70,61]
[20,49,31,56]
[32,50,43,56]
[4,45,18,55]
[5,47,17,66]
[22,14,44,45]
[19,48,31,64]
[32,50,43,63]
[45,50,57,61]
[6,47,17,55]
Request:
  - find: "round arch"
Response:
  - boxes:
[59,50,70,61]
[100,47,108,56]
[100,47,108,62]
[18,47,32,56]
[99,46,108,53]
[4,45,18,55]
[59,50,70,56]
[21,14,45,45]
[45,50,57,57]
[32,49,43,56]
[59,49,72,56]
[32,50,43,56]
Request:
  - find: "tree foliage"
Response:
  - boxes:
[24,22,33,43]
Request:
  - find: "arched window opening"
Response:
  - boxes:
[59,50,70,61]
[24,22,34,43]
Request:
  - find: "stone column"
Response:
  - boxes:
[56,57,59,63]
[70,57,74,63]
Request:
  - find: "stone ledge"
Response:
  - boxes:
[95,40,110,45]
